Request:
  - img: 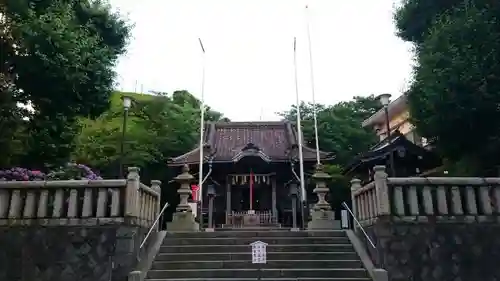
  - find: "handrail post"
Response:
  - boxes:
[151,180,162,230]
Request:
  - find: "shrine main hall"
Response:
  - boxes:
[168,121,333,229]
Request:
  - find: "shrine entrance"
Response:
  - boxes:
[225,173,278,228]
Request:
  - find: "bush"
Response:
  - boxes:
[0,163,102,181]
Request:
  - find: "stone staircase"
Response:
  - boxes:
[145,230,372,281]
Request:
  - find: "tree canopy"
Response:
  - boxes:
[72,90,228,223]
[73,90,228,178]
[280,95,381,167]
[0,0,131,169]
[280,95,381,209]
[395,0,500,175]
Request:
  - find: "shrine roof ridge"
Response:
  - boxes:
[168,120,334,166]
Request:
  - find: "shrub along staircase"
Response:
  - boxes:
[144,230,372,281]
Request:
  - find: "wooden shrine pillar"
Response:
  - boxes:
[226,178,231,224]
[271,176,277,223]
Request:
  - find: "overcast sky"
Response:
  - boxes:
[110,0,413,121]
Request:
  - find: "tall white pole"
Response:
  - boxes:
[198,38,206,203]
[305,5,321,165]
[294,37,307,203]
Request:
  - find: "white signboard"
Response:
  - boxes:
[341,209,349,229]
[250,240,268,264]
[188,203,197,218]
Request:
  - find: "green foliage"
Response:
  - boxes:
[73,90,228,222]
[280,95,381,166]
[397,1,500,175]
[281,96,381,207]
[394,0,460,43]
[0,0,131,169]
[73,90,228,178]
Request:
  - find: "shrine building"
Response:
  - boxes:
[168,121,333,229]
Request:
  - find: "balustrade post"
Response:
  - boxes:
[125,167,140,218]
[151,180,162,230]
[373,166,390,216]
[350,178,361,230]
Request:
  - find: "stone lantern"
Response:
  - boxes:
[166,165,199,232]
[307,163,340,229]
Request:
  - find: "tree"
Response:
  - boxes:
[73,90,228,224]
[73,91,227,176]
[394,0,460,44]
[0,0,131,169]
[280,96,381,210]
[280,95,381,166]
[395,1,500,174]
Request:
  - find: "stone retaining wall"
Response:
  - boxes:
[0,223,148,281]
[352,166,500,281]
[0,167,161,281]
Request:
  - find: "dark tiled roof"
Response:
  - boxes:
[342,132,442,175]
[169,121,333,165]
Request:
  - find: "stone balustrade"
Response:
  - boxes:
[351,165,500,224]
[0,167,161,227]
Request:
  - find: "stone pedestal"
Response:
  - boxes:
[167,165,199,232]
[307,164,341,230]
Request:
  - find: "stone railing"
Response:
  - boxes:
[0,167,161,227]
[351,165,500,224]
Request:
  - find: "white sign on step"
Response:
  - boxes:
[250,240,268,264]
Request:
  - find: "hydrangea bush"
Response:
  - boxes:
[47,163,102,180]
[0,163,102,181]
[0,167,45,181]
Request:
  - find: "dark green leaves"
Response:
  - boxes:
[0,0,131,168]
[396,1,500,175]
[280,95,381,166]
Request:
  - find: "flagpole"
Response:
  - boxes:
[294,37,307,203]
[198,38,206,207]
[305,5,321,165]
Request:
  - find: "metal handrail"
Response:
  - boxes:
[140,202,169,249]
[341,201,376,249]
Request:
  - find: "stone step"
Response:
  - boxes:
[151,260,364,270]
[146,268,369,279]
[162,236,350,246]
[219,226,282,230]
[159,244,354,253]
[155,251,359,262]
[165,230,346,239]
[146,277,371,281]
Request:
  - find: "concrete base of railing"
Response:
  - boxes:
[129,231,167,281]
[291,227,300,232]
[205,228,215,232]
[346,230,389,281]
[373,268,389,281]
